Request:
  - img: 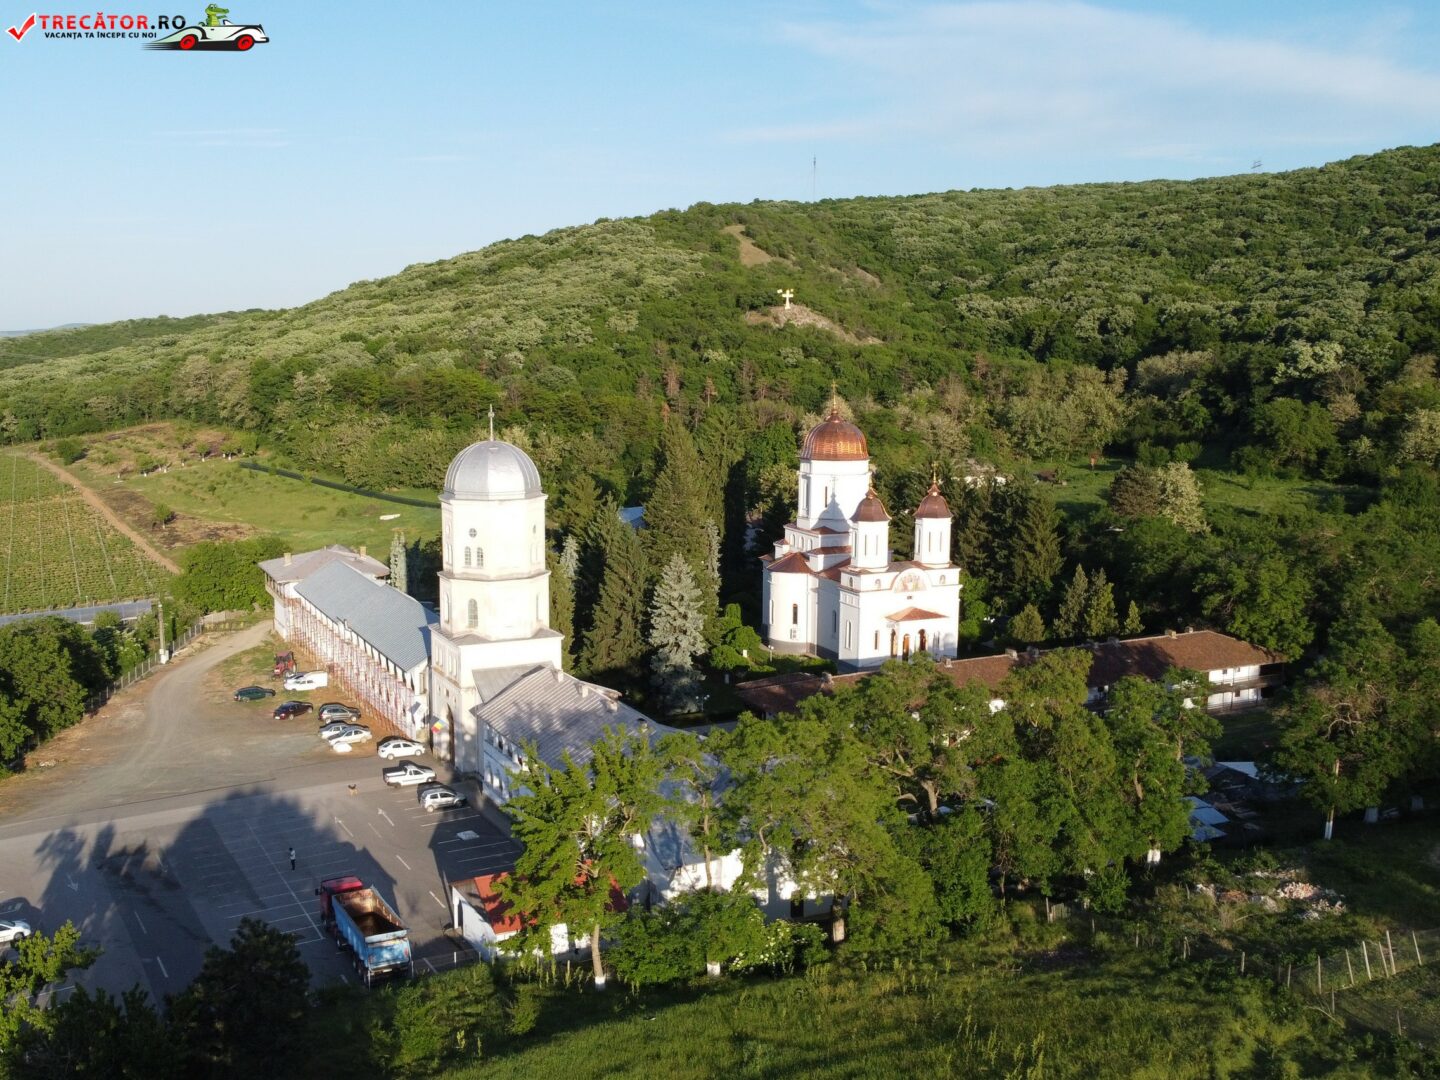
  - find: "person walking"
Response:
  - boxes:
[288,846,296,871]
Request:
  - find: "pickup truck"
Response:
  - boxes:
[316,876,412,986]
[382,762,436,787]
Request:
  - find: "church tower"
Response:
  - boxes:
[429,431,563,762]
[849,488,890,570]
[913,480,952,569]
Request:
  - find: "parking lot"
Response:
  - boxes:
[0,623,519,1001]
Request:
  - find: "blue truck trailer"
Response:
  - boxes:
[317,875,413,986]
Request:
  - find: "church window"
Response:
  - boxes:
[791,603,799,626]
[832,611,838,634]
[464,547,472,568]
[467,599,478,628]
[919,629,928,653]
[940,575,946,584]
[890,629,898,657]
[902,633,911,660]
[823,486,829,506]
[927,533,933,553]
[469,528,477,538]
[873,630,879,650]
[845,621,852,649]
[477,548,484,568]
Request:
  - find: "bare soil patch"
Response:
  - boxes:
[743,303,882,345]
[723,224,779,267]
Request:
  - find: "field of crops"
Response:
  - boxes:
[0,453,166,614]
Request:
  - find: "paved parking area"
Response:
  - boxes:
[0,622,519,1000]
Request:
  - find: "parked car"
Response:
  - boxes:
[318,703,361,723]
[377,736,425,760]
[0,919,31,945]
[320,723,372,745]
[284,671,329,691]
[418,785,468,813]
[382,762,436,788]
[233,685,276,701]
[273,700,313,720]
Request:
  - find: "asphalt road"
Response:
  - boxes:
[0,622,517,1001]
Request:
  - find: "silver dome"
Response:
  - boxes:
[442,441,543,501]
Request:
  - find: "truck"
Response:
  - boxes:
[316,876,413,986]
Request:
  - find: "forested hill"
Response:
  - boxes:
[3,143,1439,507]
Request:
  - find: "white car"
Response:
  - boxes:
[284,671,329,691]
[382,762,436,788]
[148,20,269,51]
[320,723,371,745]
[377,736,425,760]
[0,919,31,945]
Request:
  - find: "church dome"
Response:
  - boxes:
[851,487,890,522]
[915,482,950,519]
[801,408,869,462]
[442,440,543,501]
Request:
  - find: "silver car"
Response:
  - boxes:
[419,786,468,813]
[320,722,372,745]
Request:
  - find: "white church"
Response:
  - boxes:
[761,405,961,672]
[262,430,666,808]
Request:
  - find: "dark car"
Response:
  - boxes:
[318,703,361,723]
[273,700,313,720]
[233,685,276,701]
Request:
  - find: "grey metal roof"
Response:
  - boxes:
[258,545,389,585]
[294,561,432,672]
[475,665,673,768]
[0,599,153,627]
[443,441,542,501]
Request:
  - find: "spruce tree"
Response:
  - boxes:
[388,530,408,596]
[1008,603,1046,645]
[644,420,710,579]
[547,546,575,671]
[1053,565,1089,639]
[1008,487,1063,606]
[648,552,706,714]
[1082,567,1119,639]
[579,514,647,681]
[1122,599,1144,637]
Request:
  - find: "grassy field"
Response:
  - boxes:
[1033,457,1367,521]
[0,452,168,613]
[70,454,439,555]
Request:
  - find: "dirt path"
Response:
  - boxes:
[27,451,181,574]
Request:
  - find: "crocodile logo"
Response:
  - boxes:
[147,5,268,50]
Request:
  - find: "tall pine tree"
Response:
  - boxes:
[547,545,575,671]
[1082,567,1119,639]
[648,553,706,714]
[1007,486,1063,607]
[579,512,648,683]
[644,420,711,579]
[1053,565,1090,639]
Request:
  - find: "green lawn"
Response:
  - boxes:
[1029,458,1367,521]
[74,457,440,554]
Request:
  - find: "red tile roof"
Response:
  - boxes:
[767,552,814,575]
[885,606,946,622]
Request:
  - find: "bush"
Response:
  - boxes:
[53,437,86,465]
[151,503,174,528]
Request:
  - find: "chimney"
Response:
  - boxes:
[1004,648,1018,660]
[580,684,590,699]
[359,545,367,558]
[606,698,619,714]
[1167,628,1177,638]
[283,551,292,566]
[943,657,953,668]
[552,667,564,683]
[1184,625,1194,634]
[1026,646,1039,658]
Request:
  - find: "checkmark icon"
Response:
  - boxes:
[7,13,37,41]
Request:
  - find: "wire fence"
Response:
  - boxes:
[83,618,204,712]
[1048,904,1438,1046]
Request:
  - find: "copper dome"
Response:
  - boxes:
[915,481,950,519]
[851,487,890,523]
[801,409,869,462]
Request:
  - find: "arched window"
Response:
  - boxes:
[791,603,799,626]
[467,599,478,628]
[890,629,898,657]
[919,628,928,653]
[902,633,911,660]
[874,630,879,650]
[464,547,472,568]
[476,548,484,568]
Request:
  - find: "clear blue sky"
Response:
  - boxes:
[3,0,1438,327]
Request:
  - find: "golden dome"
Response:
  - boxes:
[801,409,869,462]
[915,481,950,519]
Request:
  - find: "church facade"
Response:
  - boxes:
[761,407,961,673]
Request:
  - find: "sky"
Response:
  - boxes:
[2,0,1438,328]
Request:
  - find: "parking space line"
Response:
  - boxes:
[155,957,169,980]
[368,822,383,838]
[241,818,325,943]
[428,891,446,910]
[395,854,411,870]
[134,912,148,936]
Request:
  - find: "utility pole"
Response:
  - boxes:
[157,599,169,664]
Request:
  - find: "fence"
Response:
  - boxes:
[1057,907,1438,1046]
[83,618,207,712]
[237,461,434,508]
